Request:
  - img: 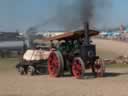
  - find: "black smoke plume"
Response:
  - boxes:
[55,0,112,31]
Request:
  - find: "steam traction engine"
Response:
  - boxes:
[47,23,105,79]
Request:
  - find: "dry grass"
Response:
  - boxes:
[0,58,18,73]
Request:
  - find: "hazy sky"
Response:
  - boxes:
[0,0,128,32]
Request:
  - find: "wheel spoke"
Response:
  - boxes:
[94,59,105,77]
[76,64,82,71]
[72,57,85,79]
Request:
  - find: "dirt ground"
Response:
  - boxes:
[1,39,128,96]
[93,39,128,58]
[1,68,128,96]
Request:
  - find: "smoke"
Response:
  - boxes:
[55,0,93,31]
[27,0,114,32]
[27,0,113,32]
[55,0,112,31]
[25,16,58,48]
[94,0,113,30]
[25,0,114,48]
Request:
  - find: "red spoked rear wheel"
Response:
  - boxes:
[94,59,105,77]
[72,57,85,79]
[48,51,64,77]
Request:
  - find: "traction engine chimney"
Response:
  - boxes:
[83,22,90,45]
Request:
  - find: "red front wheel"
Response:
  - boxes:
[72,57,85,79]
[48,51,64,77]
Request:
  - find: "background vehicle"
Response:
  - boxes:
[16,45,50,75]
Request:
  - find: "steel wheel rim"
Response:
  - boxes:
[18,67,25,75]
[27,66,35,76]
